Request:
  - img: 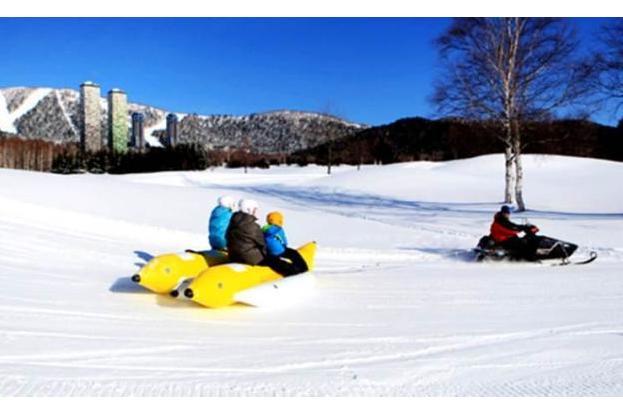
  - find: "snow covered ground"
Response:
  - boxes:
[0,154,622,396]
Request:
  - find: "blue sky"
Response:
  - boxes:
[0,18,619,126]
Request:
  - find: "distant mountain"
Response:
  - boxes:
[0,87,366,153]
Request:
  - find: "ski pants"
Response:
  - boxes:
[501,235,537,260]
[259,248,309,277]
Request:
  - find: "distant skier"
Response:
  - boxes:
[208,195,236,251]
[262,211,309,276]
[489,205,538,259]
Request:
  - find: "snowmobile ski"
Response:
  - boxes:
[551,251,598,266]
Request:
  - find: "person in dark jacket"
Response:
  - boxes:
[226,200,304,277]
[226,199,267,265]
[489,205,537,258]
[262,211,308,276]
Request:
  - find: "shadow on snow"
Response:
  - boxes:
[188,179,623,221]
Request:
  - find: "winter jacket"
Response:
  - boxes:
[490,212,527,243]
[262,224,288,256]
[208,206,233,250]
[226,211,267,265]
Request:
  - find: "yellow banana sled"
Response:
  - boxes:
[183,242,317,308]
[132,250,229,296]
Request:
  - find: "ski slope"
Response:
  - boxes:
[0,92,16,133]
[0,154,622,396]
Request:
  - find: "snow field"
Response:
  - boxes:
[0,154,622,396]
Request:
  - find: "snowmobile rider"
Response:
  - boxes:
[262,211,309,277]
[490,205,538,258]
[208,195,236,251]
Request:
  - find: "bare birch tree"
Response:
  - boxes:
[433,18,594,211]
[595,19,623,117]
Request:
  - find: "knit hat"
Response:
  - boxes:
[238,199,259,216]
[500,205,512,214]
[218,195,236,210]
[266,211,284,227]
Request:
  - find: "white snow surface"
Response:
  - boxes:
[0,91,17,133]
[143,117,167,148]
[55,90,78,137]
[0,154,622,396]
[8,88,52,124]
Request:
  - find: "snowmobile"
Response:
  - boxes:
[474,225,597,265]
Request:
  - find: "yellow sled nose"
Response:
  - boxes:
[135,250,228,294]
[186,242,317,308]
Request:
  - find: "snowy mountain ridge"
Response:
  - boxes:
[0,86,366,152]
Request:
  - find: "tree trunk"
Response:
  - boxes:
[357,140,362,171]
[504,145,515,204]
[514,151,525,211]
[327,142,332,175]
[513,123,526,212]
[503,119,515,204]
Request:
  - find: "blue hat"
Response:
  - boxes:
[500,205,511,214]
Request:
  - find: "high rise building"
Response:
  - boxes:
[79,81,102,152]
[131,112,145,150]
[166,113,178,146]
[107,89,128,153]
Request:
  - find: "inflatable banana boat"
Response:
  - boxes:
[131,250,229,295]
[183,242,317,308]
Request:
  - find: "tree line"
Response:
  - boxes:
[292,117,623,165]
[0,132,291,174]
[0,134,61,171]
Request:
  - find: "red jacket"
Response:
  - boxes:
[490,212,524,243]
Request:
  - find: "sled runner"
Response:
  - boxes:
[233,272,317,307]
